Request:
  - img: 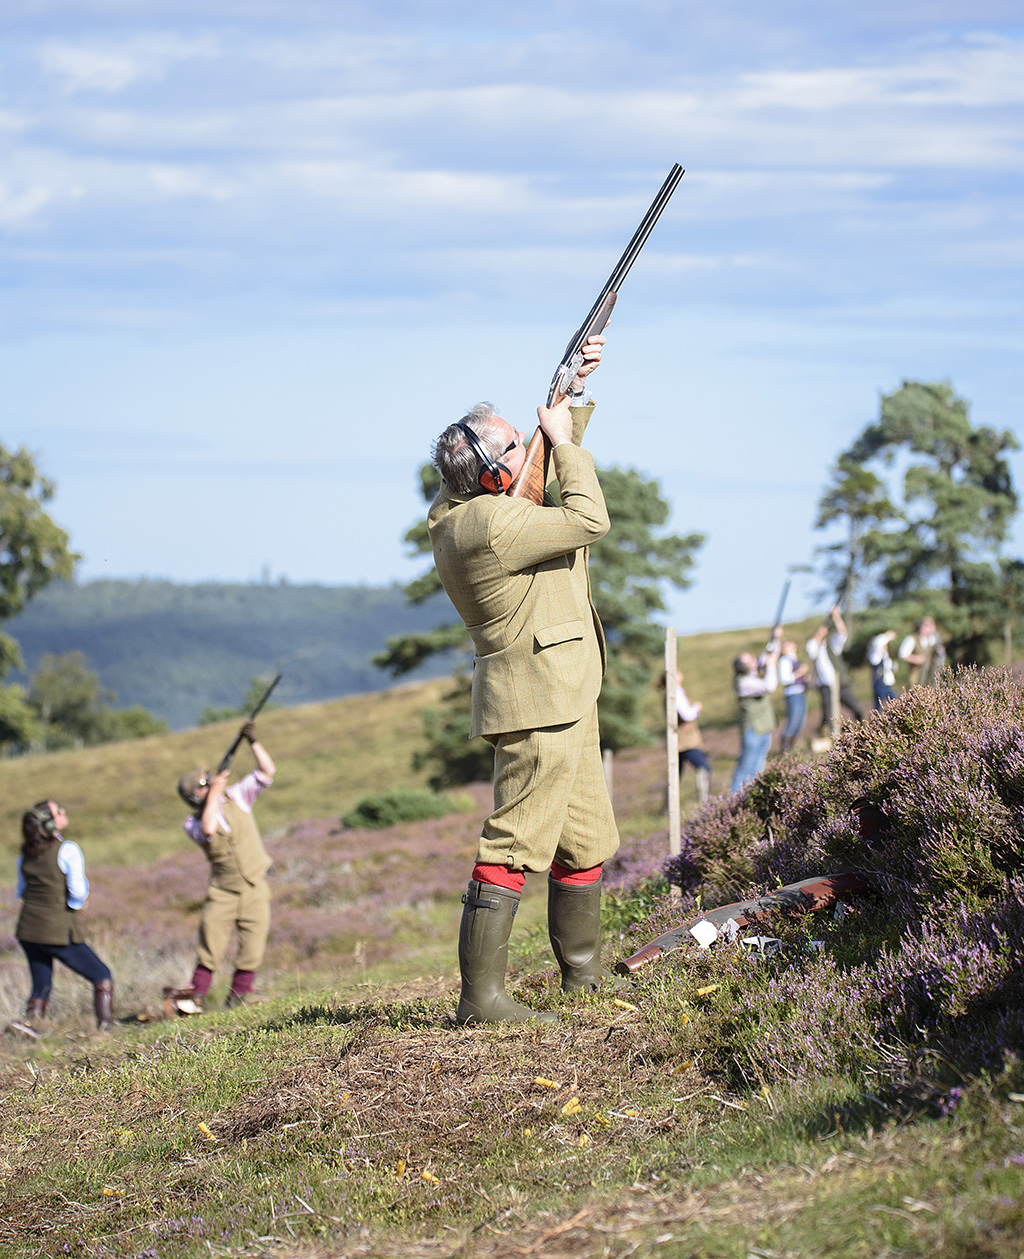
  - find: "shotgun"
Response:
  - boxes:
[766,579,791,651]
[216,673,282,774]
[615,869,873,975]
[506,163,685,505]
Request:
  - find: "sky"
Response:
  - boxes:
[3,0,1023,632]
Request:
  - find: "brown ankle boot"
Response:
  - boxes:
[94,979,114,1031]
[8,997,47,1039]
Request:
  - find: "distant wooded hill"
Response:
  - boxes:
[7,579,456,730]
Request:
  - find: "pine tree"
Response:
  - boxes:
[815,380,1020,662]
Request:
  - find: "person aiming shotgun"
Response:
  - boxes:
[165,680,280,1014]
[426,166,682,1025]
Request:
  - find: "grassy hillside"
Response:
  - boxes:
[0,616,874,869]
[2,654,1024,1257]
[0,678,449,868]
[7,578,457,728]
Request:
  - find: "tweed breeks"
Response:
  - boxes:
[477,703,620,874]
[197,879,271,973]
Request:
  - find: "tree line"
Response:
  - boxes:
[1,378,1019,760]
[381,379,1024,787]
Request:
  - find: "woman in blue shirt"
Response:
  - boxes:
[10,801,114,1037]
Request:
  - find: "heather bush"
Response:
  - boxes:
[652,667,1024,1083]
[341,787,465,830]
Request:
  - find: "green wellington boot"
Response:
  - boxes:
[456,881,557,1026]
[548,876,624,992]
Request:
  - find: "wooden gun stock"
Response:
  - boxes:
[506,427,552,504]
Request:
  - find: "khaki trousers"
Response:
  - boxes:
[478,703,619,873]
[197,879,271,973]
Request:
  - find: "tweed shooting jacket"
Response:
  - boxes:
[428,406,609,739]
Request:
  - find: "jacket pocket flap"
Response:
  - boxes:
[534,618,585,649]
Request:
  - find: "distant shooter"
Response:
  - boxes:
[167,721,276,1013]
[10,800,114,1036]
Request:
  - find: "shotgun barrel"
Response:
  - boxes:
[216,673,282,774]
[766,579,791,650]
[507,164,685,505]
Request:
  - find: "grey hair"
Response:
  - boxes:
[431,403,505,496]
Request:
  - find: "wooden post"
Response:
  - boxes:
[665,627,681,902]
[1005,619,1013,667]
[602,747,614,797]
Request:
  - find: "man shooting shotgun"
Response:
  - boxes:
[165,683,281,1015]
[426,165,682,1024]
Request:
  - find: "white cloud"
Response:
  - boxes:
[733,37,1024,111]
[0,182,53,227]
[39,32,219,94]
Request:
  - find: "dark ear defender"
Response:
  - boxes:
[27,803,58,839]
[455,422,512,493]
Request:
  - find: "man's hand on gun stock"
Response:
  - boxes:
[537,334,605,447]
[536,396,574,447]
[568,333,605,394]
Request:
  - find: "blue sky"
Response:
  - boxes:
[3,0,1022,631]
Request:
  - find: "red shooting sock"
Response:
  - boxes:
[472,863,525,893]
[190,965,214,997]
[550,861,602,886]
[230,969,256,996]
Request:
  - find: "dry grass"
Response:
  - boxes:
[2,984,1022,1259]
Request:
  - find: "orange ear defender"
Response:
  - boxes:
[455,422,512,494]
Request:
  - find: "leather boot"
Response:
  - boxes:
[8,997,47,1039]
[457,881,556,1026]
[548,876,623,992]
[94,979,114,1031]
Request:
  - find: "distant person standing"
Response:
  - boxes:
[899,617,946,687]
[730,636,780,792]
[777,639,809,751]
[867,629,899,708]
[10,801,114,1037]
[166,722,276,1014]
[661,669,712,803]
[806,605,864,733]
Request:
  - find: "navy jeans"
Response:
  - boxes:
[679,747,712,774]
[873,683,897,709]
[20,937,112,1000]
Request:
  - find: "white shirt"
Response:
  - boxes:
[675,687,701,724]
[777,653,805,696]
[16,837,89,910]
[867,634,896,687]
[899,632,939,661]
[806,631,845,687]
[183,770,271,846]
[735,656,778,698]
